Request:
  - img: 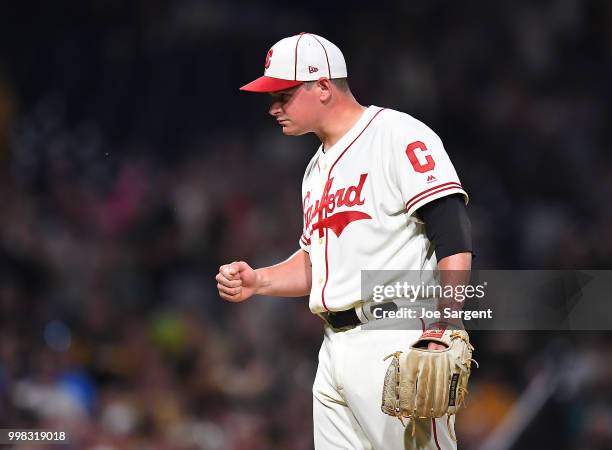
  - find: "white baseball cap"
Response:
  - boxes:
[240,32,347,93]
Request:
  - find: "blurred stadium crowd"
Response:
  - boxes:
[0,0,611,449]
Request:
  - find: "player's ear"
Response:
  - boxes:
[317,77,333,103]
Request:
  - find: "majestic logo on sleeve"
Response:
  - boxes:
[303,174,371,238]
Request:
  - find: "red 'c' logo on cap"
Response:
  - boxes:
[264,49,273,69]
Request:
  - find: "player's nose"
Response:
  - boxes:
[269,100,282,116]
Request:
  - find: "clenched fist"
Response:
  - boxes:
[216,261,259,302]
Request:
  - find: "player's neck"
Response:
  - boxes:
[318,100,367,151]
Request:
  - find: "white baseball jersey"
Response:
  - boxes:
[299,106,468,314]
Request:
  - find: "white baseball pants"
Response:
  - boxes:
[313,324,457,450]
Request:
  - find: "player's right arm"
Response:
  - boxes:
[216,249,312,302]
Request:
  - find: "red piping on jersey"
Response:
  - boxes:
[405,182,463,207]
[405,182,464,212]
[294,33,306,80]
[405,184,464,213]
[310,34,331,78]
[320,108,386,311]
[301,234,311,246]
[432,418,442,450]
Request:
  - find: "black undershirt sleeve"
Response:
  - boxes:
[417,194,474,261]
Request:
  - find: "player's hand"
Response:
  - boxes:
[427,342,447,351]
[216,261,259,302]
[421,321,463,351]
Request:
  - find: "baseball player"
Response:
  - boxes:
[216,33,473,449]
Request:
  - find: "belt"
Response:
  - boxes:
[321,301,402,330]
[321,308,362,329]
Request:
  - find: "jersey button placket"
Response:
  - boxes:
[321,162,331,307]
[313,153,330,307]
[314,164,328,248]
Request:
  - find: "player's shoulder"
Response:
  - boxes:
[375,107,439,139]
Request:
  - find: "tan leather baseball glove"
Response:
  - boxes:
[381,328,477,438]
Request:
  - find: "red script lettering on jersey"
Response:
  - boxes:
[303,174,372,238]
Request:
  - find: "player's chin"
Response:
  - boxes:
[280,125,305,136]
[280,125,295,135]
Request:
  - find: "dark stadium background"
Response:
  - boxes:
[0,1,611,449]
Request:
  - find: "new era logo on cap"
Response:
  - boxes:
[264,49,273,69]
[240,32,348,93]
